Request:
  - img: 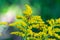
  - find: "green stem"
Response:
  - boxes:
[24,26,27,40]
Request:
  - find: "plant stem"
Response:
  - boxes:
[24,26,27,40]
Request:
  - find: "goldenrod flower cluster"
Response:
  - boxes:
[23,4,32,16]
[0,4,60,40]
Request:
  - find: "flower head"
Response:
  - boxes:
[23,4,32,16]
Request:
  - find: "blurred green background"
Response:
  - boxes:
[0,0,60,20]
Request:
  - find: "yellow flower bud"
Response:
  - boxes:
[0,22,8,25]
[23,4,32,16]
[58,36,60,39]
[56,18,60,23]
[9,23,15,26]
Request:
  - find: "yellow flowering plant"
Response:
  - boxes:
[0,4,60,40]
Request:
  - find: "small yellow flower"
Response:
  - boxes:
[32,16,41,20]
[48,27,53,36]
[16,26,26,31]
[21,34,25,37]
[10,32,25,37]
[15,22,20,25]
[54,33,58,37]
[28,26,32,29]
[48,38,56,40]
[47,19,55,26]
[27,37,30,40]
[53,28,60,32]
[16,16,26,20]
[58,36,60,39]
[27,29,33,35]
[20,21,27,26]
[56,18,60,23]
[23,4,32,15]
[10,32,19,35]
[16,15,22,19]
[34,33,39,37]
[0,22,8,25]
[32,24,40,28]
[9,23,15,26]
[38,32,43,36]
[16,26,20,28]
[39,23,45,27]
